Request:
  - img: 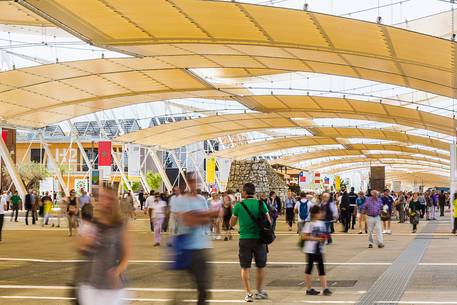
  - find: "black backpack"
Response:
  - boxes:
[240,200,276,245]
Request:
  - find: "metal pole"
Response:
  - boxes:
[39,133,70,196]
[149,149,173,192]
[450,136,456,230]
[67,120,93,194]
[0,137,26,199]
[169,150,189,190]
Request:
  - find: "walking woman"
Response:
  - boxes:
[409,193,421,234]
[76,186,131,305]
[0,192,5,241]
[151,192,167,247]
[285,190,296,231]
[66,189,79,237]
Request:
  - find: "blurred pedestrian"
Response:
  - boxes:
[76,186,131,305]
[171,173,218,305]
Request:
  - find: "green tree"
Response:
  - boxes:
[122,180,141,192]
[6,162,51,190]
[146,171,162,191]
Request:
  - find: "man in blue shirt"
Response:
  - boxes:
[171,174,219,305]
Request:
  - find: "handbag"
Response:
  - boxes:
[240,200,276,245]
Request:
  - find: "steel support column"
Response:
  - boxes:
[0,136,26,198]
[169,150,189,190]
[149,149,173,192]
[67,120,93,194]
[39,134,69,196]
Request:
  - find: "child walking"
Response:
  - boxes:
[301,205,332,296]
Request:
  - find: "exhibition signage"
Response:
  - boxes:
[127,144,141,177]
[206,157,216,184]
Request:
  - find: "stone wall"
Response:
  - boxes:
[226,160,288,197]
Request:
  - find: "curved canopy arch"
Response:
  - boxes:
[215,138,449,161]
[1,56,455,131]
[21,0,457,98]
[274,147,449,166]
[116,112,452,150]
[0,1,52,26]
[305,155,450,171]
[324,164,449,176]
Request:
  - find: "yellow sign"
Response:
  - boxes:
[206,157,216,184]
[335,176,341,191]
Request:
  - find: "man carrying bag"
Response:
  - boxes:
[230,183,273,302]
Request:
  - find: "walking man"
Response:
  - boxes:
[25,190,36,225]
[340,189,350,232]
[348,187,358,230]
[230,183,271,302]
[9,191,21,222]
[363,190,384,248]
[439,190,446,217]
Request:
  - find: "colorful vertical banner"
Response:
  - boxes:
[98,141,112,181]
[127,144,141,177]
[324,177,330,185]
[98,141,112,166]
[314,172,321,184]
[1,130,6,143]
[298,171,307,189]
[206,157,216,184]
[335,176,341,191]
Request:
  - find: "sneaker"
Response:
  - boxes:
[323,288,333,296]
[153,243,160,247]
[245,293,254,302]
[255,290,268,300]
[368,244,373,248]
[224,237,229,241]
[306,288,320,295]
[358,231,362,234]
[378,243,385,248]
[382,230,386,234]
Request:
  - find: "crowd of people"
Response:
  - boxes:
[0,181,455,305]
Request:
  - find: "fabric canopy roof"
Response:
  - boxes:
[116,110,451,150]
[3,59,456,134]
[20,0,457,98]
[0,0,52,26]
[304,156,450,171]
[215,138,449,160]
[274,147,449,166]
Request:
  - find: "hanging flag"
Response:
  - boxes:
[98,141,112,166]
[324,177,330,185]
[1,130,6,143]
[335,176,341,191]
[128,144,141,177]
[98,141,112,181]
[314,172,321,184]
[206,157,216,184]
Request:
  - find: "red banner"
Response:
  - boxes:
[98,141,112,166]
[1,130,6,143]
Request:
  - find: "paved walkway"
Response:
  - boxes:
[0,212,456,304]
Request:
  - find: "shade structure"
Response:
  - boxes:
[116,112,452,150]
[308,127,450,151]
[115,112,300,149]
[3,55,457,132]
[20,0,457,98]
[303,155,450,171]
[0,0,52,26]
[215,138,450,160]
[238,95,457,136]
[274,147,449,166]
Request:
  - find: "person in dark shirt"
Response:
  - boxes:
[348,187,358,230]
[438,190,446,217]
[340,189,350,233]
